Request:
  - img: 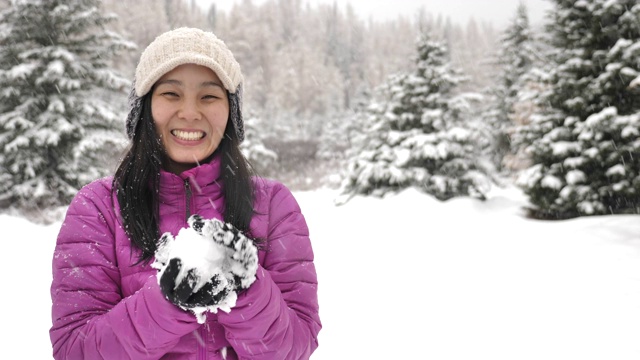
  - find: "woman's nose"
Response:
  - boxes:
[178,98,201,121]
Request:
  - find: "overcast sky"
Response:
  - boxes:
[198,0,553,29]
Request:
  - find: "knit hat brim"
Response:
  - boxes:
[135,54,241,97]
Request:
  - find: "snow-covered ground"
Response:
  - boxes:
[5,185,640,359]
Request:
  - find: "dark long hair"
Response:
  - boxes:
[113,91,255,264]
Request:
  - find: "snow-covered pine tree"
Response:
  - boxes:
[515,0,640,219]
[0,0,134,216]
[337,33,491,202]
[483,2,541,172]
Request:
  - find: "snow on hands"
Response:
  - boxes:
[152,214,259,323]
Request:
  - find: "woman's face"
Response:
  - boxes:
[151,64,229,174]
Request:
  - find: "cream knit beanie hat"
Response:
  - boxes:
[126,27,245,141]
[135,27,242,96]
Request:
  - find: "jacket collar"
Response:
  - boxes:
[158,152,223,204]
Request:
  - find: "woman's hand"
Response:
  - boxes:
[152,215,258,320]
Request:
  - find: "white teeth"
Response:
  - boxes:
[172,130,204,141]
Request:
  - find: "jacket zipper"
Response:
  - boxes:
[199,326,207,359]
[186,178,207,359]
[184,178,192,222]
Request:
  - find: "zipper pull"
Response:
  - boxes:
[184,178,192,221]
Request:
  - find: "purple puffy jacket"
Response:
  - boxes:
[50,155,321,359]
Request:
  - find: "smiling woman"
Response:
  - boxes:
[49,27,321,360]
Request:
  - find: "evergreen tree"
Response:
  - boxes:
[515,0,640,219]
[338,33,491,202]
[0,0,134,216]
[483,2,541,172]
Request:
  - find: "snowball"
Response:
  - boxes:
[170,226,226,285]
[153,226,237,323]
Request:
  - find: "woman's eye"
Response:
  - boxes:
[162,92,178,97]
[202,94,218,100]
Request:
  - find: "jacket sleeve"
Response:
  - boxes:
[49,181,200,359]
[217,182,322,359]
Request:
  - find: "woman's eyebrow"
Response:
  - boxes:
[155,79,224,89]
[201,81,224,89]
[155,79,182,87]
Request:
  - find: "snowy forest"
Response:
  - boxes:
[1,0,639,223]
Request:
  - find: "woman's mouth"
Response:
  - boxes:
[171,130,205,141]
